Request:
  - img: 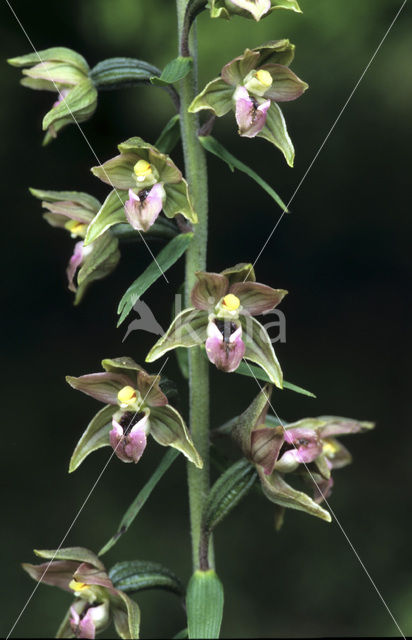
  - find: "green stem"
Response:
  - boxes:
[176,0,212,570]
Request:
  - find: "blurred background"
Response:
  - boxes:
[1,0,411,637]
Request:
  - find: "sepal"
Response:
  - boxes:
[146,309,208,362]
[149,404,203,468]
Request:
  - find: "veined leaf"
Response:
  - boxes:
[186,570,224,639]
[155,114,181,154]
[234,361,316,398]
[151,56,193,86]
[199,135,288,212]
[117,233,193,326]
[98,449,178,556]
[109,560,183,596]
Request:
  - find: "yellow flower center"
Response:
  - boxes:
[133,159,153,182]
[222,294,240,311]
[322,438,339,457]
[256,69,273,88]
[69,579,89,593]
[117,385,137,406]
[64,220,87,237]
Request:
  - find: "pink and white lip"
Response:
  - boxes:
[205,320,245,373]
[124,183,165,232]
[234,86,270,138]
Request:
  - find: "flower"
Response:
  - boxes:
[146,262,287,387]
[230,385,375,523]
[66,356,202,471]
[30,188,120,304]
[90,137,197,232]
[22,547,140,639]
[189,40,308,165]
[8,47,97,144]
[208,0,302,21]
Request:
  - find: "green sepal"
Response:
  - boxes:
[188,77,233,117]
[208,0,301,21]
[69,404,116,473]
[99,449,178,556]
[29,187,100,213]
[145,309,208,362]
[258,469,332,522]
[155,115,181,154]
[163,180,198,223]
[117,233,193,326]
[186,570,224,639]
[22,61,86,86]
[240,316,283,388]
[173,629,188,639]
[42,79,97,133]
[55,606,72,639]
[199,136,288,212]
[112,590,141,639]
[258,101,294,167]
[149,404,203,468]
[8,47,89,74]
[91,152,138,190]
[75,232,120,305]
[203,458,257,534]
[33,547,105,570]
[118,137,182,184]
[109,560,184,596]
[84,190,128,246]
[151,56,193,86]
[221,262,255,283]
[231,383,272,456]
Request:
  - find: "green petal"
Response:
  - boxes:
[188,77,234,117]
[69,404,116,473]
[240,316,283,388]
[149,404,203,468]
[145,308,208,362]
[42,80,97,132]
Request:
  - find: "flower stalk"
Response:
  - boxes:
[176,0,212,570]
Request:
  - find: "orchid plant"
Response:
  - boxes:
[9,1,374,638]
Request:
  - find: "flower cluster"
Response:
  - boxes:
[22,547,139,639]
[189,40,308,165]
[146,263,287,387]
[66,357,202,470]
[208,0,302,21]
[8,47,97,144]
[231,385,375,522]
[30,188,120,304]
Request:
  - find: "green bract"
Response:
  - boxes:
[8,47,97,144]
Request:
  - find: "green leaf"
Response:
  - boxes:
[203,458,257,534]
[258,101,295,167]
[186,570,224,639]
[69,404,116,473]
[188,77,234,117]
[98,449,178,556]
[199,136,288,212]
[84,190,128,246]
[117,233,193,326]
[109,560,184,596]
[151,57,193,87]
[155,115,181,154]
[234,361,316,398]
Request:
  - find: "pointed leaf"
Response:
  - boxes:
[155,115,181,154]
[69,404,116,473]
[240,316,283,388]
[151,56,193,86]
[203,458,257,533]
[163,180,198,223]
[84,190,128,246]
[188,77,233,117]
[109,560,183,596]
[258,102,294,167]
[199,136,288,212]
[117,233,193,326]
[145,308,208,362]
[258,469,331,522]
[234,360,316,397]
[99,449,178,556]
[149,404,203,468]
[186,570,224,639]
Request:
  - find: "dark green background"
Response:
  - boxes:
[2,0,411,637]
